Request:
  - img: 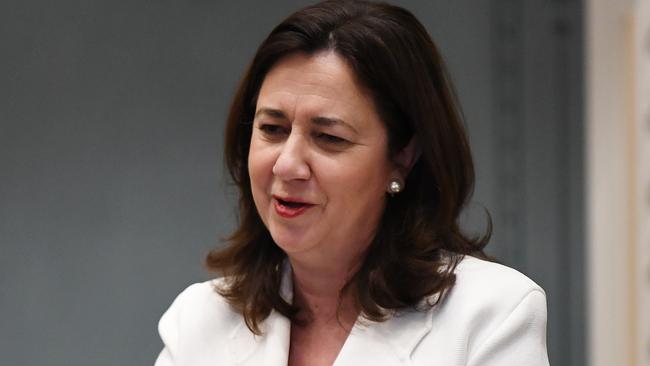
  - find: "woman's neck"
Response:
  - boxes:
[289,258,361,326]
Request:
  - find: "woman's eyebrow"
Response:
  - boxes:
[311,116,358,134]
[255,107,287,120]
[255,108,358,135]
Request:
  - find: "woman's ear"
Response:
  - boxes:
[393,137,421,179]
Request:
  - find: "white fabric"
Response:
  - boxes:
[154,255,550,365]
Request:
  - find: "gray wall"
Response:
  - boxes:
[0,1,584,365]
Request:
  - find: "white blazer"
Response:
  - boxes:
[154,256,549,365]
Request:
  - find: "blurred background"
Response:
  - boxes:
[1,0,648,365]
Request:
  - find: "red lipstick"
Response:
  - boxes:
[273,196,314,218]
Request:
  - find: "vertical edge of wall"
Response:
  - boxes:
[633,2,650,364]
[585,0,636,365]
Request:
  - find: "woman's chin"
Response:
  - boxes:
[270,231,314,256]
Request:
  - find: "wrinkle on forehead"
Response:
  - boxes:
[257,51,378,131]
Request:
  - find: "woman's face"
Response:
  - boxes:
[248,51,396,268]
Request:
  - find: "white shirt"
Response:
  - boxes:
[155,255,550,365]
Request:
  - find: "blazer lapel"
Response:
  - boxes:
[228,262,294,365]
[333,307,434,366]
[227,261,433,366]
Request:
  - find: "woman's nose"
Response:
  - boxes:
[272,133,311,181]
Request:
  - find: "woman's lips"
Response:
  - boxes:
[272,196,314,218]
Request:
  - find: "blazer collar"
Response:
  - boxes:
[331,297,435,365]
[227,262,434,365]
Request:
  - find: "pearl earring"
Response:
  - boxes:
[388,180,403,194]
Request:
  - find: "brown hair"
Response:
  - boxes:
[206,0,491,334]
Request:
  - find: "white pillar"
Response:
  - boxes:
[632,2,650,365]
[586,0,647,365]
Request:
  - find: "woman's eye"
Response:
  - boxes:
[259,124,288,136]
[316,133,347,145]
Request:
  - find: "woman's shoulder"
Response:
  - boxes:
[161,278,230,313]
[452,255,545,298]
[157,278,240,344]
[155,278,244,365]
[397,255,550,364]
[440,254,547,324]
[415,255,548,364]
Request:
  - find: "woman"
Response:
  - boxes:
[155,1,549,365]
